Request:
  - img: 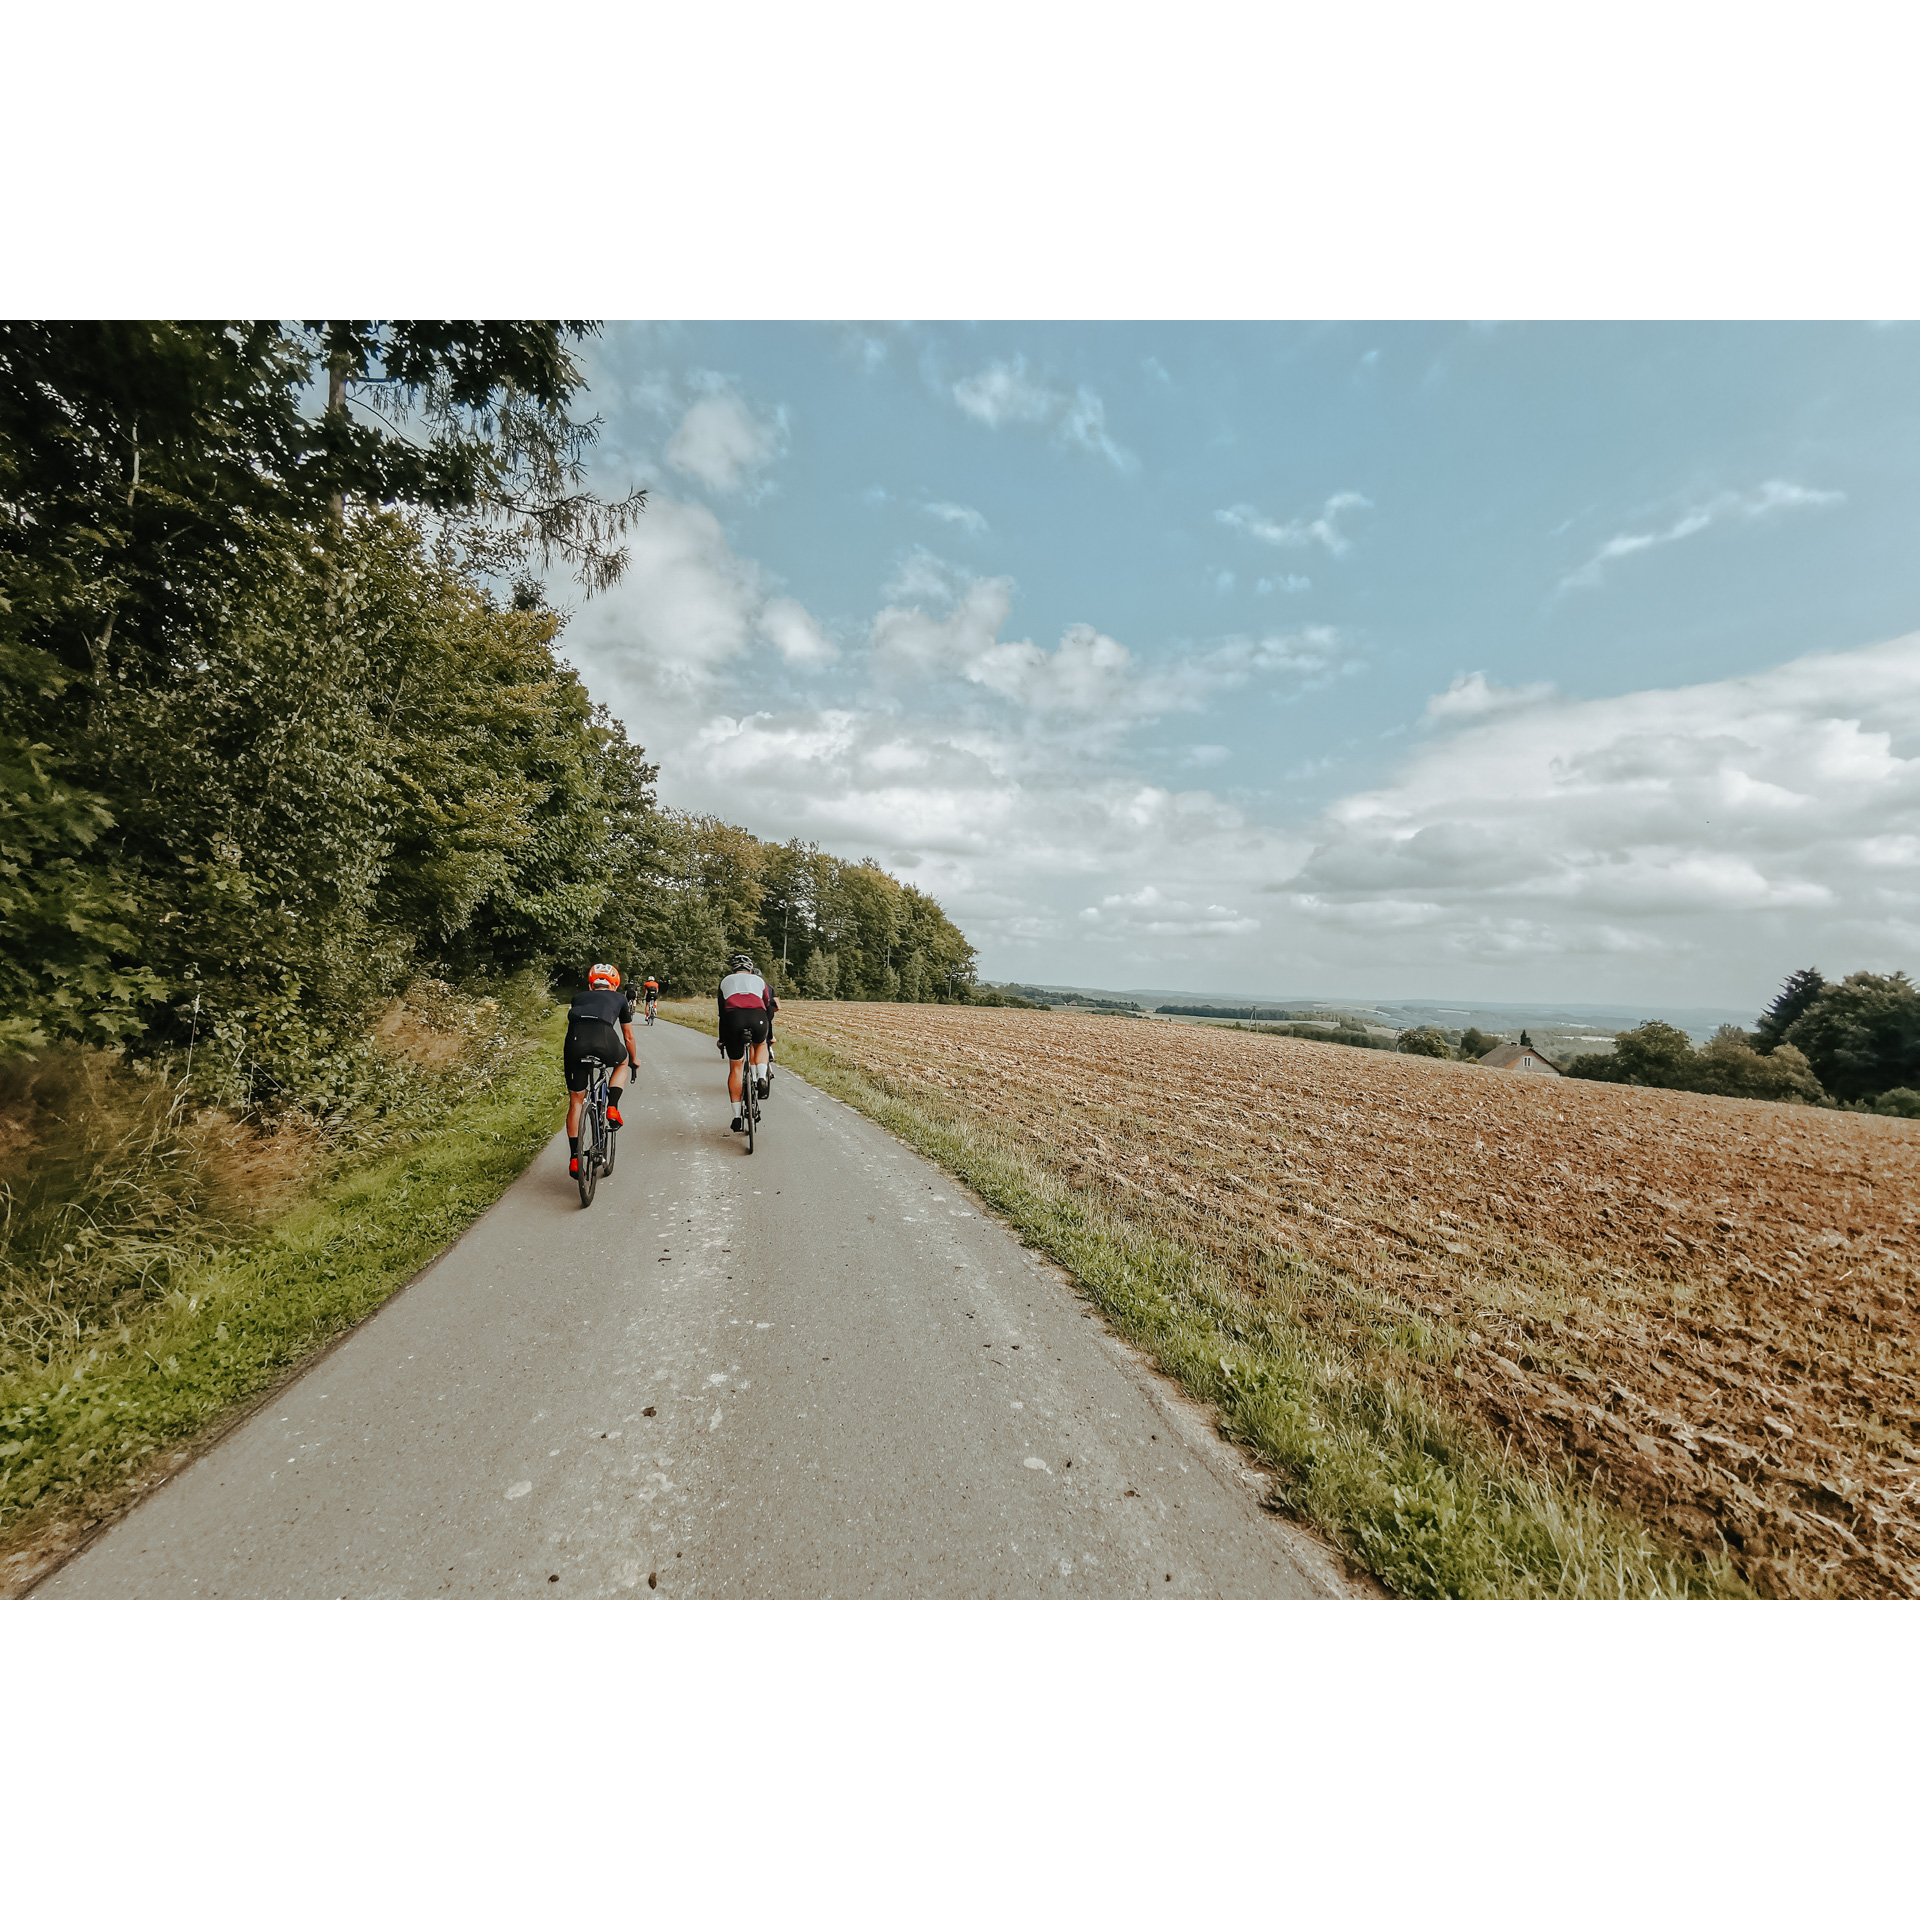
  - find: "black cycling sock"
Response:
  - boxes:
[607,1085,622,1108]
[567,1134,578,1153]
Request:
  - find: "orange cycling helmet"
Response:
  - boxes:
[587,962,621,989]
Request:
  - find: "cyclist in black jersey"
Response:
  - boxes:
[564,963,639,1179]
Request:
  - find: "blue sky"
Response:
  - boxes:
[558,322,1920,1007]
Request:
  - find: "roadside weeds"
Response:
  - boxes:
[662,1003,1745,1599]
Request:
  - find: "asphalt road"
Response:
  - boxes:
[38,1018,1364,1600]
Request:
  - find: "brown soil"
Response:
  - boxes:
[779,1003,1920,1598]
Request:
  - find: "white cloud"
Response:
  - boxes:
[871,577,1342,718]
[588,494,762,692]
[665,386,788,495]
[1256,574,1311,596]
[1080,886,1260,939]
[565,492,831,695]
[671,700,1310,966]
[1060,387,1136,473]
[757,597,836,668]
[951,356,1057,426]
[882,545,969,606]
[924,499,988,535]
[1560,480,1844,590]
[1279,632,1920,983]
[871,581,1138,715]
[1216,491,1372,555]
[950,356,1137,473]
[1420,671,1556,727]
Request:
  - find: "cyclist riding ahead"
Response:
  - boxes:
[717,953,778,1133]
[564,963,639,1180]
[642,973,659,1024]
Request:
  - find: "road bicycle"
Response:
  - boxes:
[575,1056,617,1206]
[741,1040,761,1153]
[645,999,656,1026]
[721,1032,769,1154]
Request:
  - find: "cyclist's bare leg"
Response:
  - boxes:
[567,1090,587,1135]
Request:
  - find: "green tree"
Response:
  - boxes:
[1755,966,1826,1054]
[801,949,837,999]
[0,322,645,1054]
[1782,971,1920,1102]
[1397,1026,1451,1058]
[1457,1027,1494,1059]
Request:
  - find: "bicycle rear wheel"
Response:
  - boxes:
[604,1099,617,1176]
[577,1100,600,1208]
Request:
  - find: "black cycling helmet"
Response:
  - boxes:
[728,953,757,972]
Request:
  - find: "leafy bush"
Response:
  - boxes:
[1563,1021,1825,1103]
[1872,1087,1920,1120]
[1397,1026,1453,1058]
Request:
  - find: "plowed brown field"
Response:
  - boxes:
[777,1003,1920,1597]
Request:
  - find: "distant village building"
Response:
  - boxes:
[1478,1042,1561,1075]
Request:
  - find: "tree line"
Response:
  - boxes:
[1561,968,1920,1116]
[0,322,976,1111]
[634,815,978,1005]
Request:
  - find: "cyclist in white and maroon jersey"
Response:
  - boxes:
[716,953,778,1133]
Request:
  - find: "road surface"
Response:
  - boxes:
[38,1019,1365,1599]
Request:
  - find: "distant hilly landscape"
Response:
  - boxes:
[987,982,1756,1045]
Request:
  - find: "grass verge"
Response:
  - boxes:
[0,1011,566,1594]
[664,1003,1745,1599]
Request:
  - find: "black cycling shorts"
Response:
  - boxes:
[718,1007,768,1060]
[564,1022,627,1092]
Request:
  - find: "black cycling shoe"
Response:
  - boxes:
[730,1116,744,1132]
[755,1078,770,1099]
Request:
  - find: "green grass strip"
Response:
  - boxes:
[666,1005,1744,1600]
[0,1013,567,1576]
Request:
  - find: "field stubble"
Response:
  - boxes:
[778,1003,1919,1598]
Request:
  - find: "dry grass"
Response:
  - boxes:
[0,978,531,1377]
[773,1002,1920,1598]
